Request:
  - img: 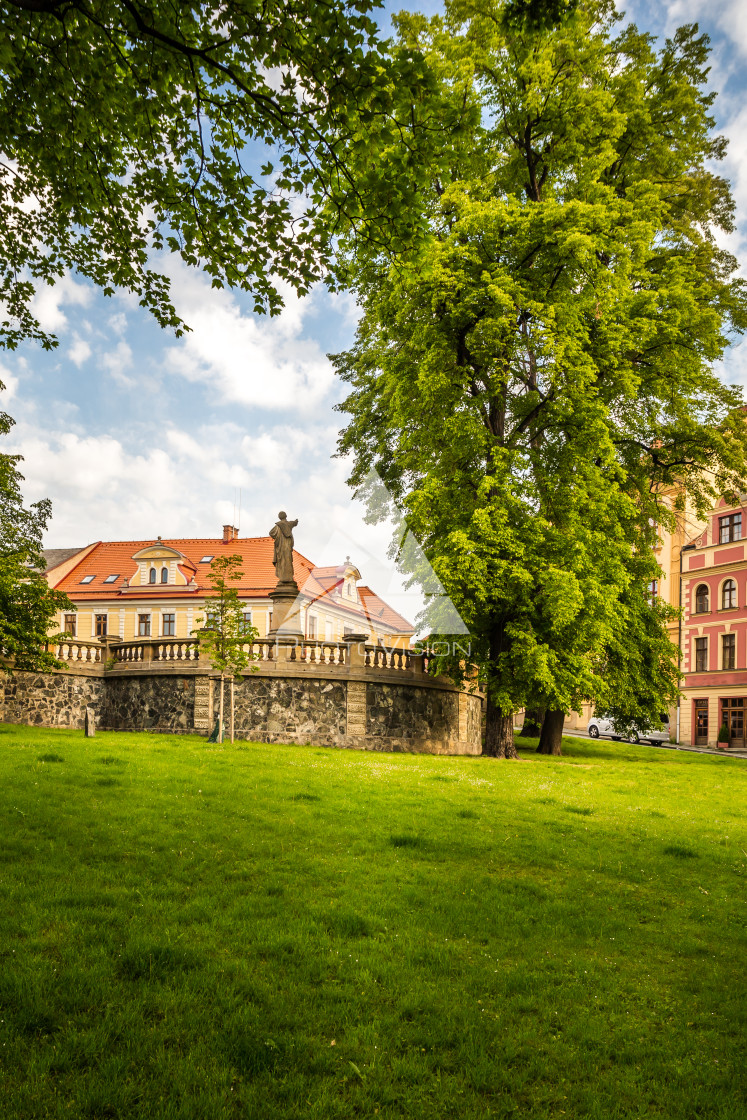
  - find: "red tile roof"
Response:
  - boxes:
[358,586,413,633]
[49,536,412,632]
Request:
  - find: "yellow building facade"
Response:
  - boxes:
[43,527,414,648]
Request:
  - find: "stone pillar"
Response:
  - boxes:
[345,633,369,671]
[346,680,367,739]
[99,636,121,665]
[267,582,304,639]
[193,677,212,731]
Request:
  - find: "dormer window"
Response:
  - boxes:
[149,568,157,584]
[80,575,94,584]
[161,567,168,584]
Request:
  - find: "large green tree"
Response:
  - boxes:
[0,391,73,671]
[0,0,440,349]
[334,0,747,756]
[0,0,448,669]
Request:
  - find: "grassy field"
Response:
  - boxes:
[0,723,745,1120]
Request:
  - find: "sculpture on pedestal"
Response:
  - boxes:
[269,511,298,587]
[268,511,303,638]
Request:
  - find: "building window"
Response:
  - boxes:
[95,614,107,638]
[307,614,318,639]
[695,584,709,613]
[723,633,736,670]
[103,574,119,584]
[161,567,169,584]
[695,637,708,672]
[722,579,737,610]
[149,568,157,584]
[162,613,175,637]
[240,611,253,635]
[138,614,151,637]
[646,579,658,605]
[80,574,94,584]
[63,614,77,637]
[719,513,742,543]
[199,555,214,563]
[205,611,218,629]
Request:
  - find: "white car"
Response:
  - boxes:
[587,714,670,744]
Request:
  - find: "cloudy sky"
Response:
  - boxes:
[3,0,747,623]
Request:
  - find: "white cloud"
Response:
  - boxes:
[102,340,134,387]
[8,416,423,619]
[664,0,747,56]
[0,362,19,402]
[31,274,93,334]
[163,261,336,411]
[68,336,92,367]
[109,311,129,337]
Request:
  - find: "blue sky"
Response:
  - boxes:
[3,0,747,621]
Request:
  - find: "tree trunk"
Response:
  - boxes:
[520,706,544,738]
[484,696,518,759]
[218,674,224,744]
[536,708,564,755]
[230,680,235,744]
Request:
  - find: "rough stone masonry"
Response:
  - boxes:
[0,667,482,755]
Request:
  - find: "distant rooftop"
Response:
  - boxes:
[42,547,88,573]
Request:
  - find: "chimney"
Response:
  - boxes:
[222,524,238,543]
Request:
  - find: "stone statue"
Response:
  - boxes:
[269,511,298,585]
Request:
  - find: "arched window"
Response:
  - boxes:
[149,568,156,584]
[161,567,168,584]
[646,579,658,605]
[695,584,709,613]
[722,579,737,610]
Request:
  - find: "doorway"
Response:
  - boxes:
[721,697,744,748]
[694,700,708,746]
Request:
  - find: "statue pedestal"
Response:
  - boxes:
[267,582,304,639]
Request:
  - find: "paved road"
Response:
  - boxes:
[555,726,747,760]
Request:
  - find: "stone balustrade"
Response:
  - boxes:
[52,636,431,678]
[51,639,102,664]
[5,634,481,755]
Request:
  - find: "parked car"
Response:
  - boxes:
[587,714,670,744]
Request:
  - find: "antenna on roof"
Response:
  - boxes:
[238,488,242,532]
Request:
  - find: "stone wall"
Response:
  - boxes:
[104,675,196,732]
[367,681,458,740]
[0,665,483,755]
[0,671,105,729]
[231,676,347,744]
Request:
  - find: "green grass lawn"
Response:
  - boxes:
[0,724,745,1120]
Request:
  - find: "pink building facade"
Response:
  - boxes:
[681,499,747,748]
